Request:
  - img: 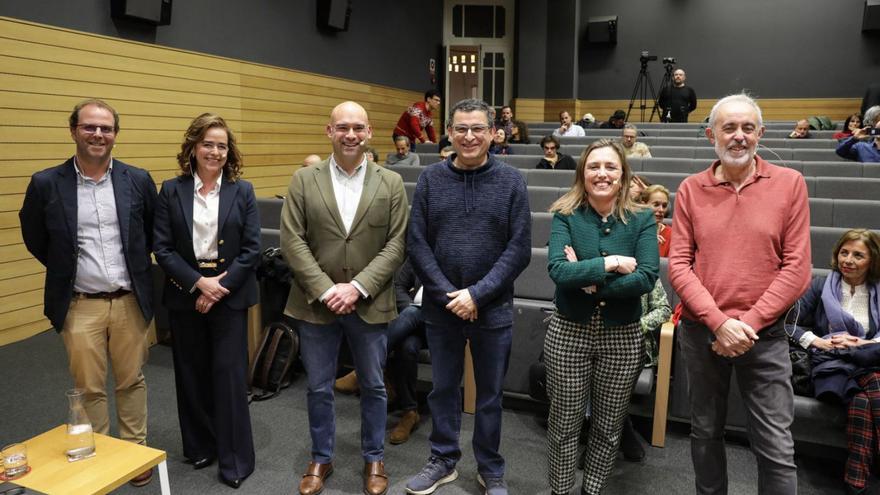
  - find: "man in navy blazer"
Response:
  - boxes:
[19,99,157,486]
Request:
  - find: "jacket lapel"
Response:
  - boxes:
[57,159,78,243]
[315,162,346,234]
[217,176,238,232]
[349,163,379,233]
[177,175,195,240]
[110,161,131,250]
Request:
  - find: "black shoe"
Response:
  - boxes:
[192,457,215,470]
[620,416,646,462]
[220,474,243,489]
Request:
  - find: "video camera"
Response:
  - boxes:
[640,50,657,63]
[662,57,676,65]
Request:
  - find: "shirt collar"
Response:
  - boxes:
[699,155,771,187]
[194,170,223,193]
[73,157,113,183]
[329,154,366,178]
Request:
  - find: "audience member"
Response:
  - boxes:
[789,119,811,139]
[788,229,880,494]
[281,101,408,495]
[19,98,157,487]
[489,128,514,155]
[386,136,421,166]
[554,110,586,137]
[669,93,811,495]
[658,68,697,123]
[833,114,862,141]
[439,145,454,160]
[544,139,658,495]
[837,106,880,163]
[153,113,259,489]
[577,113,597,129]
[395,89,442,149]
[303,154,322,168]
[536,135,576,170]
[642,184,671,257]
[405,98,531,495]
[629,174,651,201]
[334,258,428,445]
[509,119,530,144]
[365,147,380,164]
[620,124,652,157]
[599,110,626,129]
[496,105,514,136]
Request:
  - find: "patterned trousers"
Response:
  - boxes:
[846,371,880,489]
[544,310,644,495]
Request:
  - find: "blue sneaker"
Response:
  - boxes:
[405,456,458,494]
[477,473,508,495]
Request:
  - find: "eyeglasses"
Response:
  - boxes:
[451,125,490,136]
[76,124,115,135]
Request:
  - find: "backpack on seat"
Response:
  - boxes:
[249,320,299,402]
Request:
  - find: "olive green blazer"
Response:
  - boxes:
[280,159,408,324]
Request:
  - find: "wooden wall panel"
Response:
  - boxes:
[0,16,421,345]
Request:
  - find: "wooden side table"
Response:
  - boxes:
[11,426,170,495]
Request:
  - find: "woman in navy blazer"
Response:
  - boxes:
[153,113,260,489]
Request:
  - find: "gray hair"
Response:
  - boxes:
[864,105,880,127]
[447,98,492,126]
[708,93,764,129]
[623,123,638,133]
[394,135,410,145]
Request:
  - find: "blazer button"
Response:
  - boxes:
[219,258,225,263]
[600,251,608,256]
[604,228,611,234]
[599,301,606,307]
[218,239,224,245]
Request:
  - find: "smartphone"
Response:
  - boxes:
[868,127,880,136]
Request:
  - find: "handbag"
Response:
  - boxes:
[528,350,549,403]
[789,347,814,397]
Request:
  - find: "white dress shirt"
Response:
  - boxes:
[192,171,222,260]
[554,124,586,137]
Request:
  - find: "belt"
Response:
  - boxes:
[197,259,219,269]
[73,289,131,300]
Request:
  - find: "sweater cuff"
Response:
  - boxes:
[799,331,818,349]
[704,309,730,335]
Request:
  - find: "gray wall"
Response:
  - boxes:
[0,0,444,92]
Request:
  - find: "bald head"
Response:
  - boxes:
[330,101,370,125]
[327,101,372,170]
[302,154,321,167]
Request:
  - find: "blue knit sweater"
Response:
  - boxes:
[407,155,532,328]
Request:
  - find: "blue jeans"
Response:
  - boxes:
[387,306,426,411]
[297,313,388,463]
[425,321,512,478]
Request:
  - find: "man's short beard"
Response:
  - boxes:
[714,141,755,168]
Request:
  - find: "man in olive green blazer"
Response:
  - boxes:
[280,101,407,495]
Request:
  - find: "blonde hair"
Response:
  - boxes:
[640,184,670,203]
[549,139,644,222]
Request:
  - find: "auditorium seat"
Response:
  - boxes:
[388,164,423,182]
[832,199,880,229]
[809,198,833,227]
[793,148,845,162]
[528,169,575,188]
[528,186,563,212]
[257,197,284,230]
[531,212,553,248]
[815,177,880,200]
[260,228,280,249]
[800,161,861,177]
[640,157,703,174]
[404,182,416,202]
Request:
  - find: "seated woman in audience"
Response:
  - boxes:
[837,106,880,163]
[834,114,863,141]
[544,139,658,495]
[509,119,530,144]
[641,184,672,257]
[365,146,381,164]
[788,229,880,495]
[536,135,577,170]
[489,128,514,155]
[153,113,259,489]
[628,174,651,202]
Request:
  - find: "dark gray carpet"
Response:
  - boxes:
[0,330,848,494]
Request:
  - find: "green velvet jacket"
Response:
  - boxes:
[548,205,659,326]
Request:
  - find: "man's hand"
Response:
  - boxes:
[195,271,229,302]
[325,283,360,315]
[854,127,872,140]
[712,318,759,357]
[446,289,477,321]
[811,337,834,351]
[195,294,215,314]
[830,334,873,348]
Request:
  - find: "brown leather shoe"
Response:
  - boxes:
[299,461,333,495]
[334,371,359,394]
[129,467,153,487]
[363,461,388,495]
[389,410,420,445]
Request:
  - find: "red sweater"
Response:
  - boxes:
[668,157,811,333]
[393,101,437,143]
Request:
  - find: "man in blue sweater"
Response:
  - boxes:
[404,99,532,495]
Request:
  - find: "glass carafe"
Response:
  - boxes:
[65,388,95,462]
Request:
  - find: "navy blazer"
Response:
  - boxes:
[19,158,157,331]
[153,174,261,311]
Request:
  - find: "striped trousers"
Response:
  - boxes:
[544,310,643,495]
[846,371,880,489]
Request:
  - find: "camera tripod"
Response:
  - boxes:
[626,60,660,123]
[650,62,675,122]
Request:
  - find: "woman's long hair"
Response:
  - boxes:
[549,139,644,222]
[176,113,243,181]
[831,228,880,284]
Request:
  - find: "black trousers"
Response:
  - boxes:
[169,303,255,480]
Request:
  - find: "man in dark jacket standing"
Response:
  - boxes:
[404,98,531,495]
[658,68,698,123]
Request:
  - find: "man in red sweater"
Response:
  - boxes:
[668,93,811,495]
[394,90,441,150]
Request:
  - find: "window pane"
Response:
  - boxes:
[495,7,506,38]
[453,5,462,37]
[483,52,493,68]
[495,53,505,68]
[464,5,494,38]
[494,69,504,106]
[483,70,493,103]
